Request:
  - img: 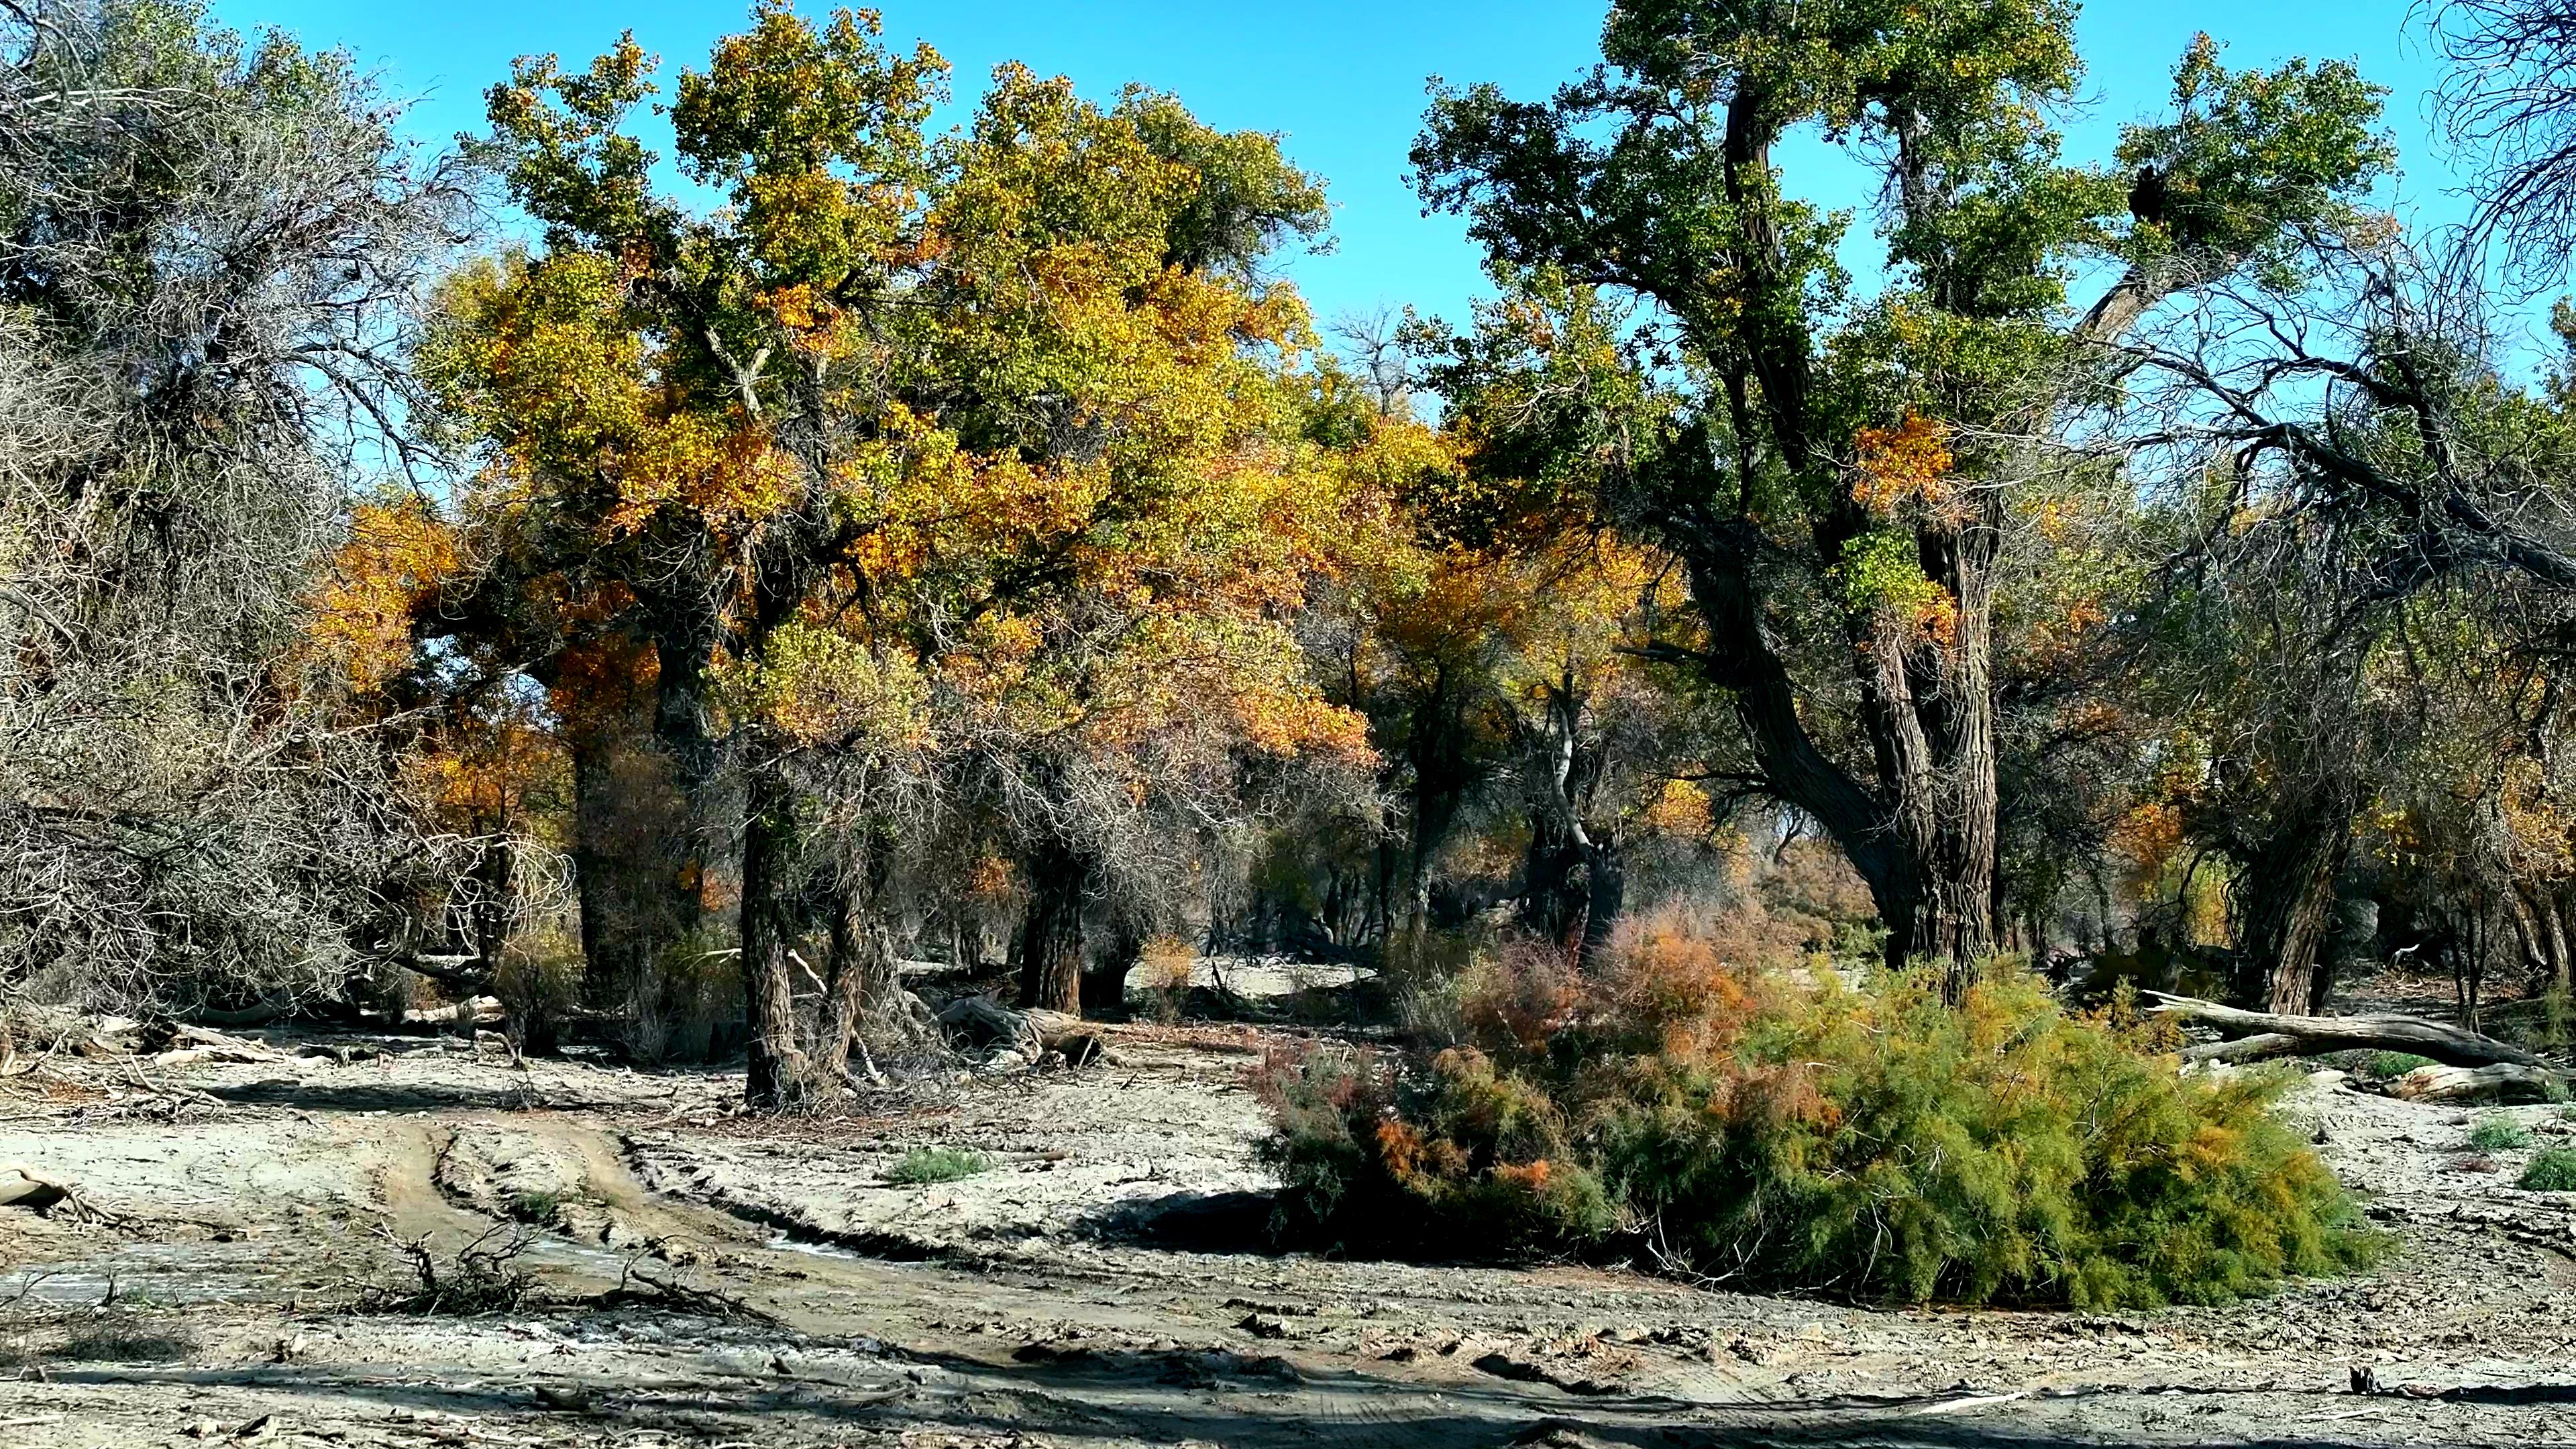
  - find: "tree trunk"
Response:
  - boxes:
[1520,810,1587,953]
[1083,915,1142,1017]
[2551,893,2573,998]
[1576,835,1625,966]
[816,847,896,1083]
[1015,839,1091,1016]
[2239,812,2351,1016]
[738,768,808,1108]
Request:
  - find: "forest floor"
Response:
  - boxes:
[5,973,2576,1448]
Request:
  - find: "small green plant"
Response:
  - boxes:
[2520,1146,2576,1191]
[885,1148,989,1185]
[2469,1115,2534,1152]
[50,1313,196,1362]
[508,1190,562,1224]
[2369,1052,2435,1078]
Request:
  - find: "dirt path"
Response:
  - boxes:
[3,1028,2575,1447]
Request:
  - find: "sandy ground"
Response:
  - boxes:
[3,1012,2576,1448]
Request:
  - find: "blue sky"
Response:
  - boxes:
[209,0,2500,345]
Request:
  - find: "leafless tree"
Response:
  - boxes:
[0,0,472,1010]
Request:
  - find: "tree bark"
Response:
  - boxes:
[738,768,809,1108]
[1015,839,1092,1016]
[816,849,896,1083]
[2238,812,2352,1016]
[2386,1061,2571,1104]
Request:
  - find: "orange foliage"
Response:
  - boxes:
[1851,411,1953,514]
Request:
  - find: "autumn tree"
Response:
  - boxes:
[1407,4,2392,989]
[423,5,1369,1097]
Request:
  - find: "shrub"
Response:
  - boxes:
[885,1148,989,1185]
[619,928,741,1065]
[2521,1146,2576,1191]
[1260,944,2383,1309]
[2369,1052,2435,1078]
[2469,1115,2534,1152]
[1139,934,1195,1025]
[496,925,584,1057]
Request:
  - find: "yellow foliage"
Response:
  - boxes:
[301,496,458,694]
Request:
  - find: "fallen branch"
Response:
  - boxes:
[599,1257,777,1325]
[400,996,502,1028]
[2386,1062,2569,1104]
[0,1163,134,1226]
[2143,993,2554,1069]
[2180,1032,2302,1064]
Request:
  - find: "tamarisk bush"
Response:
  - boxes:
[1260,930,2383,1308]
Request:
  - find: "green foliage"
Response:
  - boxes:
[1262,949,2382,1308]
[2519,1146,2576,1191]
[2113,36,2394,271]
[885,1148,991,1185]
[2469,1115,2534,1152]
[2370,1052,2436,1078]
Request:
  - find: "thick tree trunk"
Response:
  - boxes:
[1520,810,1587,952]
[1015,840,1091,1016]
[1576,835,1625,966]
[1083,916,1142,1017]
[816,852,896,1083]
[738,769,808,1108]
[2239,813,2352,1016]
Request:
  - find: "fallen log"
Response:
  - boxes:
[2180,1032,2302,1065]
[401,996,502,1027]
[0,1163,69,1212]
[935,996,1079,1051]
[932,997,1114,1065]
[2143,993,2553,1069]
[185,991,293,1028]
[2387,1063,2569,1104]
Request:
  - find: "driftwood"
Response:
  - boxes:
[933,997,1114,1065]
[0,1163,129,1225]
[0,1163,69,1212]
[148,1025,287,1069]
[400,996,502,1028]
[184,991,293,1028]
[2179,1032,2302,1064]
[2144,992,2554,1069]
[2387,1063,2569,1104]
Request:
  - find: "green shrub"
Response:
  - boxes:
[2469,1115,2534,1152]
[496,925,584,1057]
[2520,1147,2576,1191]
[2369,1052,2435,1078]
[885,1148,989,1185]
[1260,949,2384,1309]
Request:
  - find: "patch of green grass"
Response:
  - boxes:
[2469,1115,2534,1152]
[2369,1052,2435,1078]
[885,1148,990,1186]
[52,1313,196,1362]
[2520,1147,2576,1191]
